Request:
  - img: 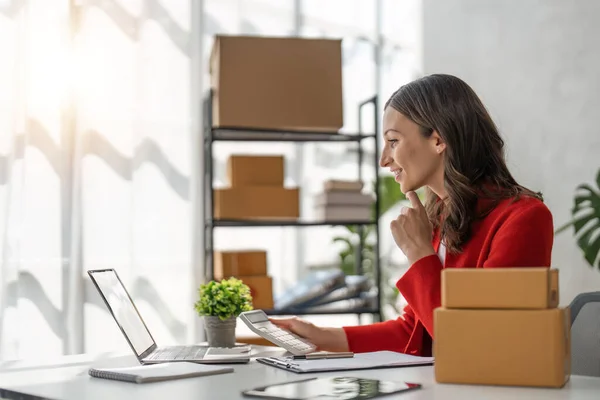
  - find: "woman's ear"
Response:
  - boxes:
[431,130,446,154]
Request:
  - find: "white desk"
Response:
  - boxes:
[1,347,600,400]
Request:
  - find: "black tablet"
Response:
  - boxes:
[242,376,422,399]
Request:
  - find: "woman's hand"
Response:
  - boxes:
[390,191,436,265]
[269,317,349,352]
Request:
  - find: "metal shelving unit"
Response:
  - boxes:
[208,219,376,228]
[202,90,381,320]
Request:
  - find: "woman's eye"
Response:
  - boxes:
[387,139,398,148]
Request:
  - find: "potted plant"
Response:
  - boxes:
[194,277,253,347]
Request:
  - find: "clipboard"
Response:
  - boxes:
[256,351,434,374]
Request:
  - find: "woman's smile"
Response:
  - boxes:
[391,168,403,183]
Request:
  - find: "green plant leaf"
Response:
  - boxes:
[572,180,600,268]
[333,236,354,248]
[559,169,600,270]
[345,225,359,234]
[194,277,254,320]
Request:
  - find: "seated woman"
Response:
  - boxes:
[271,73,553,357]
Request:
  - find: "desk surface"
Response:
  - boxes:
[1,347,600,400]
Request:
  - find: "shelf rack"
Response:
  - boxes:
[202,90,381,320]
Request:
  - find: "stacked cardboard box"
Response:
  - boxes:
[434,268,570,388]
[314,180,373,222]
[213,250,273,310]
[209,35,343,132]
[213,155,300,220]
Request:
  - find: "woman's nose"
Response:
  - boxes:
[379,149,391,168]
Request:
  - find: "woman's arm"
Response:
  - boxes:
[397,199,554,338]
[342,303,417,353]
[281,199,553,354]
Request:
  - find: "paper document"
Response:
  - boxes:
[257,351,434,374]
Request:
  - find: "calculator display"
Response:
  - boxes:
[245,311,269,323]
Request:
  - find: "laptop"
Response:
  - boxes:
[87,269,250,364]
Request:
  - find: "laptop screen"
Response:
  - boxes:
[89,269,155,357]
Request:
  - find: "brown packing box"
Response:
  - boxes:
[228,155,284,187]
[441,268,559,309]
[213,187,299,220]
[213,251,267,281]
[238,276,274,310]
[210,35,343,132]
[434,307,571,388]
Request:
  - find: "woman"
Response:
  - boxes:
[271,74,554,357]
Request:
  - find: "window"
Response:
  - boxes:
[0,0,419,360]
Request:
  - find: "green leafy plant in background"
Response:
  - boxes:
[194,277,253,320]
[333,175,407,278]
[555,168,600,270]
[332,175,420,320]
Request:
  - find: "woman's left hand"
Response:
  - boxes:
[390,191,436,265]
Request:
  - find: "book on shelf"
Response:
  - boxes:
[323,180,364,192]
[314,191,373,206]
[314,182,374,222]
[314,205,372,222]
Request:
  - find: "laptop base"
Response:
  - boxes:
[142,345,251,364]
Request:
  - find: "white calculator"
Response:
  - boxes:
[239,310,317,356]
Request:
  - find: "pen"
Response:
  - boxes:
[292,352,354,360]
[262,357,295,369]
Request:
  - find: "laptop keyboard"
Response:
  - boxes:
[146,346,208,361]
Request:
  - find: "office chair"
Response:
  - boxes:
[569,291,600,377]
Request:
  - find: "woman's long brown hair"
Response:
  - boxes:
[385,74,542,254]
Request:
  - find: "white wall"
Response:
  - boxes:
[422,0,600,305]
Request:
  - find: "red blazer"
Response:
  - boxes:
[342,195,554,356]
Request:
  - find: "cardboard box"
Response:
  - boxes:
[213,187,299,220]
[238,276,274,310]
[228,155,284,187]
[210,35,343,132]
[441,268,559,309]
[213,251,267,280]
[434,307,571,388]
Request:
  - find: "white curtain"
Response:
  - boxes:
[0,0,421,360]
[0,0,202,360]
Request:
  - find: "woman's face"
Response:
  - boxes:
[379,107,446,194]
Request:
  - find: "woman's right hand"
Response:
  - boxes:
[269,317,350,352]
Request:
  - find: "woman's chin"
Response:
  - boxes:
[396,175,419,193]
[399,181,421,194]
